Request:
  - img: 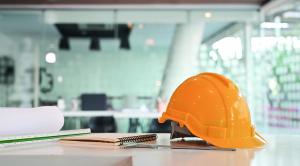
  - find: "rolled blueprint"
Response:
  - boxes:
[0,106,64,136]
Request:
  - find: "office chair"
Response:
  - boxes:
[81,94,116,133]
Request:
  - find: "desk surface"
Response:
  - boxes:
[0,133,298,166]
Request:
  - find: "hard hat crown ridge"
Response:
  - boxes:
[159,72,266,148]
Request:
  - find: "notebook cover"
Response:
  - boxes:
[59,140,122,149]
[61,133,157,145]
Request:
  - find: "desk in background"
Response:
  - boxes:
[63,110,162,131]
[63,110,162,118]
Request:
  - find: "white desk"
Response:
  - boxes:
[0,133,298,166]
[63,111,162,118]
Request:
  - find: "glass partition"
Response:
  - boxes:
[250,15,300,133]
[2,9,275,133]
[0,11,43,107]
[40,21,175,112]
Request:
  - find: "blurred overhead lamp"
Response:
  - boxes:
[45,52,56,64]
[155,80,162,87]
[57,75,63,83]
[59,37,70,50]
[204,12,212,18]
[138,24,144,29]
[90,38,100,50]
[127,22,133,29]
[283,11,300,18]
[145,38,155,46]
[260,22,289,29]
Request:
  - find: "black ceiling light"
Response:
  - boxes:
[55,24,132,50]
[119,24,132,50]
[59,37,70,50]
[120,37,130,50]
[90,38,100,50]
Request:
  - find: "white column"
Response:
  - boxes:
[244,22,254,121]
[33,44,40,107]
[161,22,204,100]
[14,37,36,107]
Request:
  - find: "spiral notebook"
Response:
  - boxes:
[61,133,157,146]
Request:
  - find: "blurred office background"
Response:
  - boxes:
[0,0,299,134]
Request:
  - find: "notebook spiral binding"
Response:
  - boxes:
[118,134,157,145]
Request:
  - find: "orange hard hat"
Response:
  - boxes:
[159,72,266,148]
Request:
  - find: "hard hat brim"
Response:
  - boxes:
[159,113,266,149]
[197,131,266,149]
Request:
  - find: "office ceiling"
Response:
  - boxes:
[0,0,269,6]
[0,13,175,48]
[0,12,230,50]
[0,12,231,43]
